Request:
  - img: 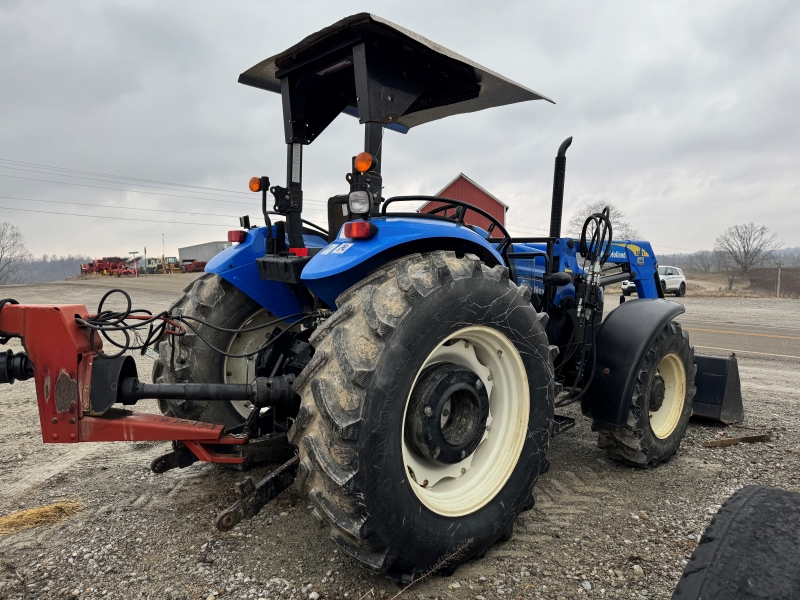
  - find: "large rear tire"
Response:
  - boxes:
[291,252,555,581]
[594,321,696,467]
[152,273,288,428]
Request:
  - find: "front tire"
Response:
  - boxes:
[594,321,696,467]
[291,252,555,581]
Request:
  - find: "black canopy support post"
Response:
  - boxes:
[549,136,573,239]
[364,122,383,216]
[284,142,304,249]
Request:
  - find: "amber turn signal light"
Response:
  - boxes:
[353,152,373,173]
[249,177,261,192]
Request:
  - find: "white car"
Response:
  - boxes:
[621,265,686,297]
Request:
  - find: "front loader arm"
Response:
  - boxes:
[603,241,661,298]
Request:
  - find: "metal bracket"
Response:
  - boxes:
[215,454,300,532]
[552,414,576,436]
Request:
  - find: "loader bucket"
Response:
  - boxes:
[691,354,744,424]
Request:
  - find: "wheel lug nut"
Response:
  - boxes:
[442,408,450,418]
[460,450,466,459]
[461,468,466,475]
[424,406,433,417]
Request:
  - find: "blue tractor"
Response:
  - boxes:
[149,14,742,580]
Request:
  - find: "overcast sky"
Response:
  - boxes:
[1,1,798,259]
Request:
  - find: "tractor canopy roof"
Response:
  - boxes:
[239,13,553,142]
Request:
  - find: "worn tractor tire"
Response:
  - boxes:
[291,251,555,582]
[594,321,696,467]
[673,485,800,599]
[152,273,271,429]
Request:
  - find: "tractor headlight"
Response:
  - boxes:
[348,190,370,214]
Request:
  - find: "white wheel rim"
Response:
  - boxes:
[401,325,529,517]
[649,353,686,439]
[224,310,298,419]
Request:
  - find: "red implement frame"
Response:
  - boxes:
[0,303,249,466]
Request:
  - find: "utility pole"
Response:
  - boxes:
[144,246,147,276]
[776,261,782,298]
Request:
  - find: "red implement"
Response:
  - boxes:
[0,303,248,466]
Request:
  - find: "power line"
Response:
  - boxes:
[507,223,550,234]
[0,205,230,227]
[0,164,260,200]
[0,159,330,207]
[0,195,241,218]
[0,173,329,208]
[0,158,254,196]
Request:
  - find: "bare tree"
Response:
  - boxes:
[688,250,715,274]
[714,223,782,276]
[0,222,31,285]
[567,201,641,240]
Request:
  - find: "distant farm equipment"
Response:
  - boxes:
[180,259,207,273]
[155,257,182,274]
[80,257,138,277]
[79,255,199,277]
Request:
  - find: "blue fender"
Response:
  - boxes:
[301,217,504,308]
[205,227,327,318]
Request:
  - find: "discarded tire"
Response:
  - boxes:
[595,321,696,467]
[673,485,800,599]
[292,251,555,582]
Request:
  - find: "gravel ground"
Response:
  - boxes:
[1,285,799,600]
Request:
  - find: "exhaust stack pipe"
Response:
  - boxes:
[549,136,573,238]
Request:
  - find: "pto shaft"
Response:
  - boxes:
[117,375,296,408]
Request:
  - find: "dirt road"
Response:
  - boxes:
[1,280,798,600]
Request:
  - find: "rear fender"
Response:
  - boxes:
[205,227,326,317]
[301,217,504,307]
[581,298,686,426]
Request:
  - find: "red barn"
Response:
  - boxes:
[420,173,508,232]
